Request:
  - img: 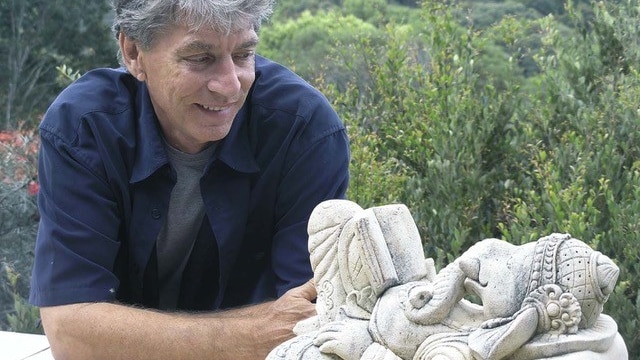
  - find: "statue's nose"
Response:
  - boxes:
[595,252,619,297]
[459,257,481,281]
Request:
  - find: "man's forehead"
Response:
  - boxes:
[174,25,259,50]
[178,37,258,52]
[178,12,257,37]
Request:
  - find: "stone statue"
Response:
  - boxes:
[266,200,628,360]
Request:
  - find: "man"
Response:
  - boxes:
[28,0,350,358]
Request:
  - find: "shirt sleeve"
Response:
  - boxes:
[270,109,350,297]
[29,124,122,307]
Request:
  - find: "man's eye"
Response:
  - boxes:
[186,56,211,64]
[234,51,255,61]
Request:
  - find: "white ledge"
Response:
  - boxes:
[0,331,53,360]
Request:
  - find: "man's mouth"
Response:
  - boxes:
[198,104,230,112]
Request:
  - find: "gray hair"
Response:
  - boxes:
[112,0,274,50]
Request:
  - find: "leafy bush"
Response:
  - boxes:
[0,0,117,129]
[1,264,41,334]
[318,0,640,357]
[1,2,639,358]
[0,126,40,332]
[260,9,384,87]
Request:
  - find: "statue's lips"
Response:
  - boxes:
[460,257,486,301]
[463,277,487,299]
[458,277,486,315]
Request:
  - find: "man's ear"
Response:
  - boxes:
[119,33,146,81]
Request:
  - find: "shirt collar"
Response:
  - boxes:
[215,103,260,174]
[130,81,259,184]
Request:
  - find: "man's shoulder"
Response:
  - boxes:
[252,56,331,116]
[40,68,141,143]
[51,68,137,115]
[244,57,345,153]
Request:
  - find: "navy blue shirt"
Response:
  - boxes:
[29,56,350,310]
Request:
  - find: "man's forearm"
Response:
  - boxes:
[41,302,270,360]
[40,280,316,360]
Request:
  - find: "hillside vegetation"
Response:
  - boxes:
[261,1,640,356]
[1,0,639,358]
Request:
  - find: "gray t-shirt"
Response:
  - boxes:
[156,143,216,310]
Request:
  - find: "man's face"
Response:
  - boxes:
[128,24,258,153]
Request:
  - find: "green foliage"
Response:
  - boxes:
[500,1,640,352]
[262,1,420,87]
[271,0,418,23]
[342,0,388,23]
[316,0,640,356]
[390,0,419,7]
[325,2,525,262]
[463,1,540,29]
[516,0,566,16]
[259,10,384,86]
[0,0,117,129]
[270,0,339,21]
[2,264,41,334]
[55,65,83,88]
[319,78,410,209]
[2,0,640,356]
[0,128,40,332]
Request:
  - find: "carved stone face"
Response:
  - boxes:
[460,240,534,319]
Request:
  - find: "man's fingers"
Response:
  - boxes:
[301,279,317,300]
[290,279,317,301]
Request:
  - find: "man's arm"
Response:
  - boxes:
[40,280,316,360]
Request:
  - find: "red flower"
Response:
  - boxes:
[0,132,13,142]
[27,181,39,196]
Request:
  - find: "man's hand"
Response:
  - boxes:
[253,280,317,356]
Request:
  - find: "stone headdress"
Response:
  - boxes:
[526,233,619,329]
[469,233,620,359]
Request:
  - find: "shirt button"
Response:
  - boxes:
[151,208,161,219]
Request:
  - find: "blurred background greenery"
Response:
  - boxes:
[1,0,639,358]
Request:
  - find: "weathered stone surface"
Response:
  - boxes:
[267,199,628,360]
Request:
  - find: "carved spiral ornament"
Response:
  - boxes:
[526,284,582,334]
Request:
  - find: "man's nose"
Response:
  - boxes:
[207,57,241,97]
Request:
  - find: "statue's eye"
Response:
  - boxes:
[409,285,433,309]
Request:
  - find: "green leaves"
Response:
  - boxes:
[3,264,41,334]
[0,0,117,129]
[312,1,640,356]
[0,128,40,332]
[259,10,383,85]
